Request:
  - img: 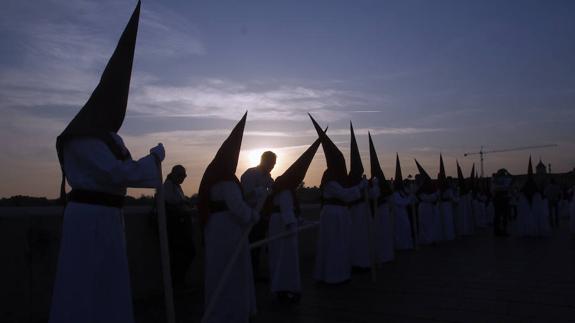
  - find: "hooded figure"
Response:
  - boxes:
[515,156,549,236]
[309,114,364,284]
[391,154,415,250]
[266,137,321,301]
[368,132,395,263]
[455,161,473,236]
[198,112,262,323]
[346,122,373,269]
[309,114,348,188]
[49,3,165,323]
[414,160,440,244]
[437,155,455,240]
[393,153,405,192]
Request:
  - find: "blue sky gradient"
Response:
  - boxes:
[1,0,574,197]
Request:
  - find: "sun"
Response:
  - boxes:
[247,148,265,167]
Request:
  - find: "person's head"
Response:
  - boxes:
[259,151,277,174]
[169,165,187,184]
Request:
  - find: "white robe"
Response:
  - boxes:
[49,136,159,323]
[515,193,548,237]
[391,191,414,250]
[457,193,475,235]
[417,192,439,245]
[314,181,361,284]
[204,181,258,323]
[570,197,575,234]
[438,189,456,241]
[473,195,487,228]
[373,196,395,263]
[267,190,301,293]
[349,197,371,268]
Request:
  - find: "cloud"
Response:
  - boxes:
[129,79,384,122]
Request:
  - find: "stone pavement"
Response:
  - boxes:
[136,214,575,323]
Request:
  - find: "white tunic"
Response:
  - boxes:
[49,136,159,323]
[473,194,487,228]
[438,189,456,241]
[204,181,258,323]
[373,196,395,263]
[417,192,439,245]
[515,193,547,237]
[267,190,301,293]
[570,195,575,234]
[314,181,361,284]
[391,191,415,250]
[460,193,475,235]
[349,197,371,268]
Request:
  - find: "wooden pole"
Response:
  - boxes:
[201,190,268,323]
[364,183,377,283]
[155,162,176,323]
[249,222,319,249]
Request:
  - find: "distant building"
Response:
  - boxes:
[536,158,547,175]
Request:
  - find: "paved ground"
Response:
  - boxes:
[135,210,575,323]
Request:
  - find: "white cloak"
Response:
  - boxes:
[49,136,160,323]
[204,181,258,323]
[438,189,456,241]
[267,190,301,293]
[417,192,439,245]
[349,198,371,268]
[391,191,414,250]
[373,197,395,263]
[314,181,361,284]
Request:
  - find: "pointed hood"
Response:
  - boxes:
[55,1,141,201]
[57,1,141,153]
[415,159,434,194]
[456,160,467,194]
[414,159,432,182]
[348,121,364,186]
[522,156,539,203]
[198,112,248,224]
[274,137,321,192]
[438,154,448,191]
[309,114,347,186]
[368,132,392,196]
[469,163,476,193]
[394,153,404,191]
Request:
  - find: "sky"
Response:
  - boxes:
[1,0,574,198]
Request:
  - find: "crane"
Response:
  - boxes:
[463,144,558,177]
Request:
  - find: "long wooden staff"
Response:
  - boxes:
[249,221,319,249]
[364,179,377,283]
[155,161,176,323]
[201,190,268,323]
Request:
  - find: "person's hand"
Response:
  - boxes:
[286,223,297,233]
[251,211,261,224]
[359,178,369,190]
[150,143,165,162]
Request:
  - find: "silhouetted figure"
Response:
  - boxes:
[368,133,395,263]
[241,150,276,281]
[265,137,320,304]
[347,122,371,270]
[492,169,513,237]
[392,155,416,250]
[50,3,165,323]
[164,165,195,293]
[198,112,264,323]
[309,114,366,284]
[544,178,561,228]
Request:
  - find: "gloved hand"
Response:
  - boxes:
[251,211,261,224]
[150,143,165,162]
[369,185,381,199]
[286,223,297,233]
[359,178,369,190]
